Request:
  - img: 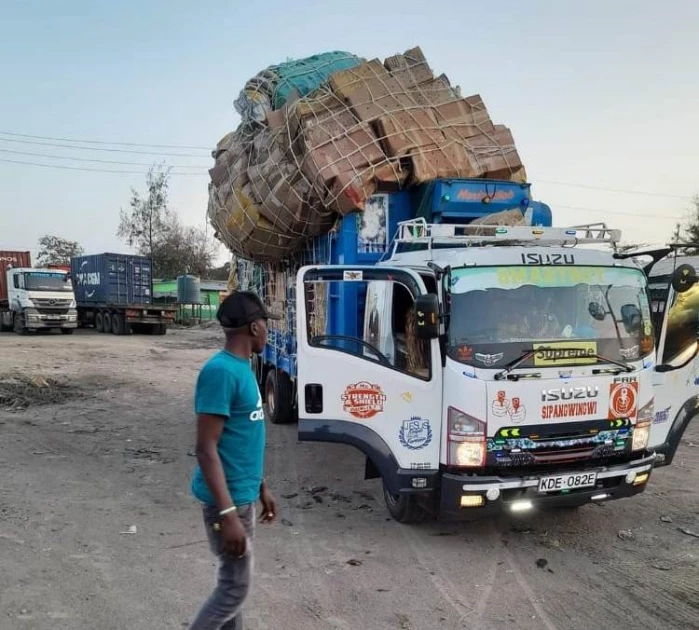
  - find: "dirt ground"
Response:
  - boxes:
[0,328,697,630]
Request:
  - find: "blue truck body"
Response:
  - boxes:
[237,178,552,389]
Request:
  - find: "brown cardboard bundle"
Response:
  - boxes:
[207,45,528,261]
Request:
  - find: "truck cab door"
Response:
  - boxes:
[650,275,699,466]
[296,265,443,495]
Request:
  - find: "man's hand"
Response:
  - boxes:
[221,512,248,557]
[260,485,277,524]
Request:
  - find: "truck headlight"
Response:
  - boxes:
[632,400,653,452]
[448,407,486,468]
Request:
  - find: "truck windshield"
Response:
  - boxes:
[448,265,653,368]
[25,272,73,292]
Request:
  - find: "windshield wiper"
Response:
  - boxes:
[494,348,634,380]
[590,353,634,374]
[494,350,538,381]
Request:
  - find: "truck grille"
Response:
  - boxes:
[32,298,72,309]
[485,418,634,473]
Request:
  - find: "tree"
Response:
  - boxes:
[117,164,218,278]
[207,261,232,281]
[150,216,218,278]
[117,164,172,258]
[670,195,699,253]
[36,235,84,267]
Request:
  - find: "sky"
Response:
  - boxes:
[1,0,698,264]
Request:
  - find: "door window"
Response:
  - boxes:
[662,284,699,363]
[304,273,431,380]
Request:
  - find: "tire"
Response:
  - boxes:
[111,313,125,335]
[102,312,112,334]
[0,313,11,333]
[265,369,295,425]
[13,313,27,336]
[95,311,104,332]
[383,481,428,524]
[60,328,74,335]
[153,324,166,335]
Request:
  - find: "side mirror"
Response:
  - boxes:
[415,294,440,339]
[671,264,697,294]
[620,304,642,333]
[588,302,605,321]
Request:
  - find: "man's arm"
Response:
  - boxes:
[195,413,234,511]
[195,413,248,557]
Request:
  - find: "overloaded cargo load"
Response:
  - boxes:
[207,46,527,262]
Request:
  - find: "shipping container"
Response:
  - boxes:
[70,252,175,335]
[71,253,153,305]
[46,263,71,272]
[0,250,31,303]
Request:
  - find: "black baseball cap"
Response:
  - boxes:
[217,291,281,329]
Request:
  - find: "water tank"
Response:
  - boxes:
[177,275,201,304]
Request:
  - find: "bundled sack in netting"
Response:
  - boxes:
[208,46,528,262]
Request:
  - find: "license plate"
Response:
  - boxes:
[538,472,597,493]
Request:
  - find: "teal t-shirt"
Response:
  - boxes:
[190,350,266,507]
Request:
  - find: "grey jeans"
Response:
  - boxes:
[189,503,255,630]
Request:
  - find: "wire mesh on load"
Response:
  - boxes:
[209,46,527,262]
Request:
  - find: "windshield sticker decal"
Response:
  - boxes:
[475,352,504,367]
[618,345,639,360]
[343,270,363,281]
[399,417,433,450]
[457,346,474,361]
[401,391,413,403]
[496,266,605,288]
[342,382,386,419]
[491,391,527,424]
[608,381,638,420]
[533,341,597,366]
[451,264,645,292]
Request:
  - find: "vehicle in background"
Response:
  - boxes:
[0,250,78,334]
[71,253,175,335]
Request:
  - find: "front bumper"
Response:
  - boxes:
[26,313,78,329]
[439,453,656,519]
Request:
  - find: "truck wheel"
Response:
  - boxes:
[265,369,295,425]
[153,324,166,335]
[13,314,27,335]
[95,312,104,332]
[111,313,126,335]
[60,328,74,335]
[383,482,428,524]
[102,312,112,334]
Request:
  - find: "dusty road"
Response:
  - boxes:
[0,328,697,630]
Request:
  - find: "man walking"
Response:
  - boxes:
[189,291,278,630]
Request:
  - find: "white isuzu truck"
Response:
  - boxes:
[293,220,698,521]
